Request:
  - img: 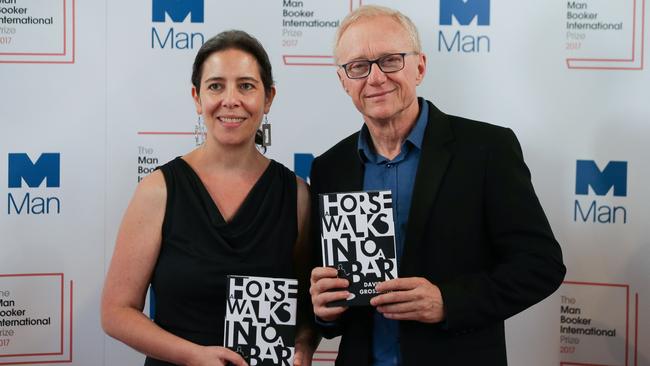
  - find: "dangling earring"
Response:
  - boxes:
[261,114,271,147]
[194,115,206,146]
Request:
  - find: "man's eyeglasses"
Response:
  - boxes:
[338,52,419,79]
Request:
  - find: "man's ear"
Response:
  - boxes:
[337,69,350,95]
[416,53,427,86]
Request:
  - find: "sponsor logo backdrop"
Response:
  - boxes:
[1,0,648,365]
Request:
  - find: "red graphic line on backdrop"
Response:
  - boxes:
[569,0,636,62]
[638,0,645,70]
[563,280,628,288]
[0,273,64,358]
[560,281,630,366]
[560,363,619,366]
[138,131,195,135]
[350,0,362,12]
[626,285,630,366]
[634,293,638,366]
[566,0,645,70]
[283,55,336,66]
[0,0,75,64]
[0,278,73,365]
[60,275,64,354]
[0,0,66,56]
[313,350,337,363]
[0,281,74,365]
[282,0,362,67]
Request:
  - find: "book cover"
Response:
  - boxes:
[319,190,398,306]
[224,275,298,366]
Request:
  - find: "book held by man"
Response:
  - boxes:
[224,275,297,366]
[319,190,398,306]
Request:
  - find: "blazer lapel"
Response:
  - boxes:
[401,101,453,275]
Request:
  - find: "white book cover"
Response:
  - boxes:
[224,275,298,366]
[319,190,398,306]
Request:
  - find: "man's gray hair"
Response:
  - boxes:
[334,5,422,63]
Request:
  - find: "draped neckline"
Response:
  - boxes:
[176,157,274,227]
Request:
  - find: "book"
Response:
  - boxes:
[319,190,398,306]
[224,275,298,366]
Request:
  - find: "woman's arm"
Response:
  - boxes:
[101,170,245,366]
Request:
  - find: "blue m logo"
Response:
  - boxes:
[8,153,61,188]
[294,153,314,182]
[152,0,204,23]
[575,160,627,197]
[440,0,490,26]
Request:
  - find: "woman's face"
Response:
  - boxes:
[192,48,275,148]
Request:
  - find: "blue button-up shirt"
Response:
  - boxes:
[357,98,429,366]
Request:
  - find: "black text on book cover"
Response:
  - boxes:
[224,275,297,365]
[320,190,398,306]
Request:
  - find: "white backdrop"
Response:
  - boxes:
[1,0,648,365]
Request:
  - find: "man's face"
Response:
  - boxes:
[335,16,426,123]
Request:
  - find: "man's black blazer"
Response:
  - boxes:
[309,99,566,366]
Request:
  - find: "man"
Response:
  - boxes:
[309,5,566,366]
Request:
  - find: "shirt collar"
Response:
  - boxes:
[357,97,429,163]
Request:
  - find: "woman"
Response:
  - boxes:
[101,30,316,366]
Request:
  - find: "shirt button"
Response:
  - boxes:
[386,164,392,168]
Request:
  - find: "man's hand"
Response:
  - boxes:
[370,277,445,324]
[309,267,349,322]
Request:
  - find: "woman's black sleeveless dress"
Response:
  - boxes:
[144,157,297,366]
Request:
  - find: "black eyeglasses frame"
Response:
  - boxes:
[338,51,419,79]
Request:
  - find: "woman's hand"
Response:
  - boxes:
[186,346,248,366]
[293,338,315,366]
